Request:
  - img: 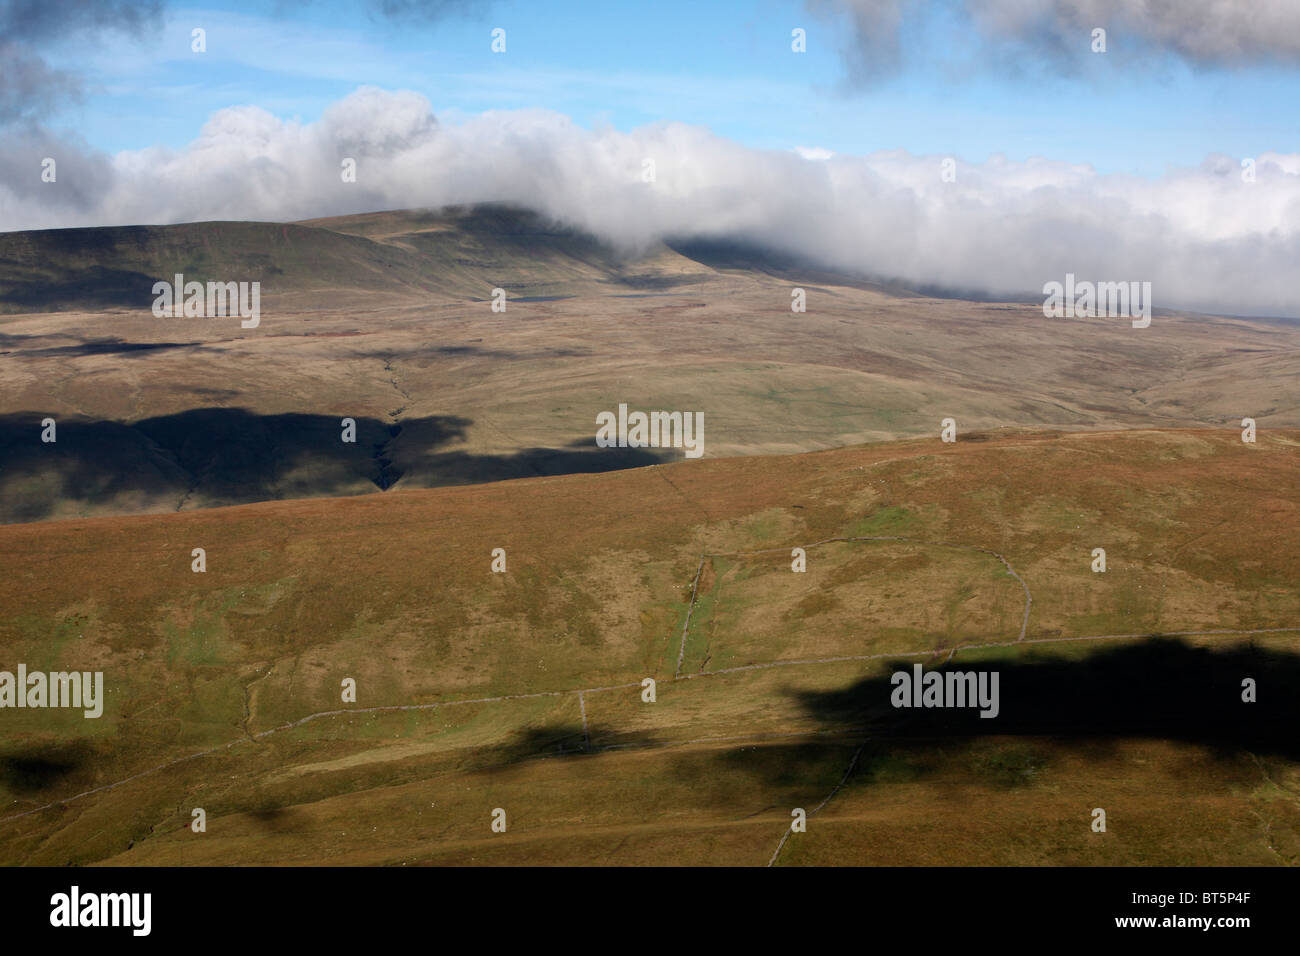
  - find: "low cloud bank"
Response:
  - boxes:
[3,87,1298,316]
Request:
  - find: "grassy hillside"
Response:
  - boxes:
[0,430,1296,865]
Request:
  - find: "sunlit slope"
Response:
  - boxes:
[0,429,1297,865]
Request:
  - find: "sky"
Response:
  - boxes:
[34,0,1300,174]
[3,0,1299,315]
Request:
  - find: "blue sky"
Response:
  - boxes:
[44,0,1298,176]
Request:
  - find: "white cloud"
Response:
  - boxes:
[3,87,1299,316]
[794,146,836,160]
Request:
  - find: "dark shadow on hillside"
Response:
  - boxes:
[480,721,660,765]
[694,638,1300,795]
[345,343,593,361]
[0,227,182,312]
[398,435,671,491]
[0,408,460,523]
[0,409,669,523]
[0,227,168,313]
[798,639,1295,752]
[0,266,167,313]
[0,742,95,794]
[246,806,307,832]
[0,333,205,358]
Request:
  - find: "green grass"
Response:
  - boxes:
[844,506,924,537]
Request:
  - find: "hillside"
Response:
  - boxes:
[2,206,1299,526]
[0,430,1297,865]
[0,205,716,315]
